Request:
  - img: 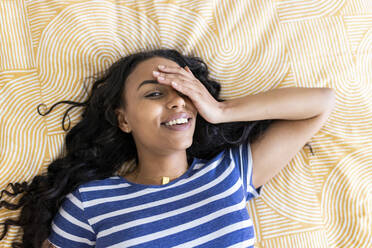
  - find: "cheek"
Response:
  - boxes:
[187,99,197,114]
[130,102,163,128]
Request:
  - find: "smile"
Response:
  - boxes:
[161,118,192,131]
[164,117,189,126]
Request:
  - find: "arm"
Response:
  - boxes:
[218,87,336,188]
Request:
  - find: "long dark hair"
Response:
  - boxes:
[0,48,313,247]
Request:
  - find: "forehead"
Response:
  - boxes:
[126,57,180,86]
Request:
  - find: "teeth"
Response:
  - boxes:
[165,118,189,126]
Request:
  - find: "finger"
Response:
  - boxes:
[170,80,196,99]
[153,70,205,102]
[154,72,189,85]
[185,66,193,74]
[157,65,193,80]
[171,76,203,96]
[170,77,206,99]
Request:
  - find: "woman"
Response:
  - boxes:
[0,48,335,247]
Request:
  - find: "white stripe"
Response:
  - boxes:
[66,193,83,210]
[193,162,205,169]
[238,145,245,190]
[84,154,226,208]
[107,196,249,248]
[243,144,249,194]
[98,173,242,239]
[59,207,95,234]
[80,183,130,192]
[226,238,256,248]
[247,143,259,197]
[47,239,62,248]
[168,218,254,248]
[232,143,259,198]
[51,222,96,245]
[230,144,251,196]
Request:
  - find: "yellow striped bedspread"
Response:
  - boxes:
[0,0,371,247]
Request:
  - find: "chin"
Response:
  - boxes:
[171,139,193,150]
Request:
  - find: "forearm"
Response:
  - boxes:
[218,87,335,123]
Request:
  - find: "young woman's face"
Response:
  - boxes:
[117,57,198,155]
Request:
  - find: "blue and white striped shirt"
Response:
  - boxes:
[48,142,261,247]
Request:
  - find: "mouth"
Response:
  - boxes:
[161,117,192,125]
[161,117,193,131]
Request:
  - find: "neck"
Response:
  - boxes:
[129,149,190,185]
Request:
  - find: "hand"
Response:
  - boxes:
[153,64,223,124]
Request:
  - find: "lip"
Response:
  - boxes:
[161,112,192,124]
[162,119,192,131]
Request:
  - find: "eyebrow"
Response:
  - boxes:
[137,80,160,91]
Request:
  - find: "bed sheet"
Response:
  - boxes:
[0,0,371,247]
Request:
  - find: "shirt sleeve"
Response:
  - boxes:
[48,188,96,247]
[227,142,262,202]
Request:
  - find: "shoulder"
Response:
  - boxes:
[224,143,250,162]
[78,176,124,189]
[63,176,124,204]
[200,148,230,165]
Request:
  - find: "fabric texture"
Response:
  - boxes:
[1,1,371,247]
[48,143,260,248]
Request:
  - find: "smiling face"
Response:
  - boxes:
[116,57,198,156]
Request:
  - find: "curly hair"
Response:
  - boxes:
[0,48,313,247]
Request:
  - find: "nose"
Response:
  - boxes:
[166,90,186,109]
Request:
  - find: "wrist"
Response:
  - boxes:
[214,101,228,124]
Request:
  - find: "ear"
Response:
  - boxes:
[115,108,131,133]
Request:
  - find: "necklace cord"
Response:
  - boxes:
[132,166,189,185]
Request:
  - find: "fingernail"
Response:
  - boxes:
[153,71,159,76]
[158,76,164,80]
[158,65,165,69]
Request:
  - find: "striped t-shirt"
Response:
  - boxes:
[48,142,261,247]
